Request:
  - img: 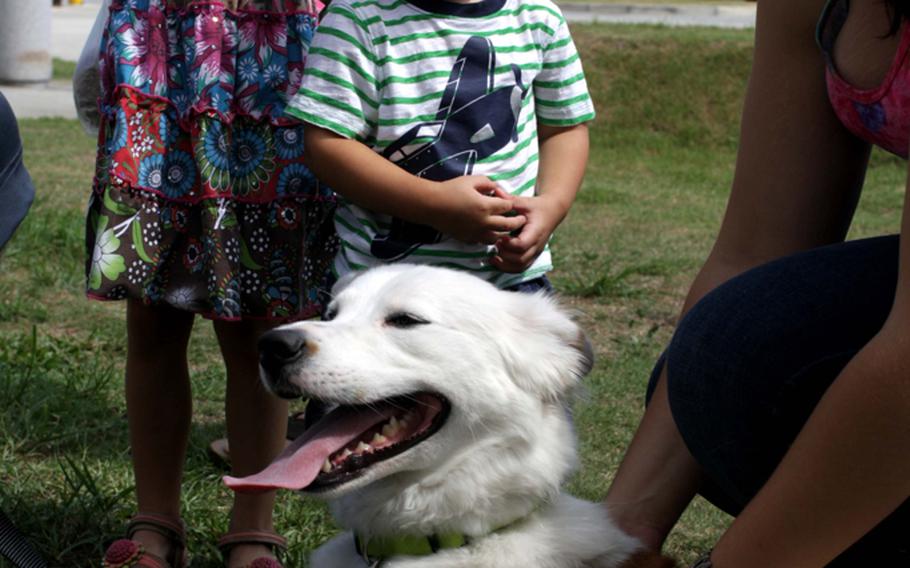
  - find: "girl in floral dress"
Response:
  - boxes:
[83,1,337,566]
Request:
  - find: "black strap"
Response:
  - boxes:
[0,509,47,568]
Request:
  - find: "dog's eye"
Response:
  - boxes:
[385,312,429,328]
[323,305,338,321]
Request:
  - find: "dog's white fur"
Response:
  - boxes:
[268,265,641,567]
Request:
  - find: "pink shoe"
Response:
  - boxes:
[102,513,188,568]
[217,530,287,568]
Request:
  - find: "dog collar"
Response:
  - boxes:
[353,508,539,566]
[355,532,467,566]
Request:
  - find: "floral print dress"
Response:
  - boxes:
[86,0,338,321]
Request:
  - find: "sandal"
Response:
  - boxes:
[208,410,310,470]
[217,530,287,568]
[286,409,310,439]
[208,436,232,470]
[102,513,188,568]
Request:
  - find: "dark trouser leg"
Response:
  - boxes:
[647,236,909,565]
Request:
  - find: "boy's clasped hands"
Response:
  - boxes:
[429,174,568,273]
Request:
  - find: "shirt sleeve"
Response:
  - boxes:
[285,0,380,143]
[534,16,595,127]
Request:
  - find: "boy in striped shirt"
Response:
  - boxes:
[290,0,595,290]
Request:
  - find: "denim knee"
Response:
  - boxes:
[662,282,786,510]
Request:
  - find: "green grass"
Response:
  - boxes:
[52,58,76,82]
[1,23,904,567]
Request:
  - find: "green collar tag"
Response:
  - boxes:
[355,532,468,565]
[353,505,541,565]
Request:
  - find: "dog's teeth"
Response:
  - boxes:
[372,433,387,445]
[383,417,402,436]
[321,459,332,473]
[341,448,353,459]
[355,441,372,455]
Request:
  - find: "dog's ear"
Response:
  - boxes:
[572,329,596,379]
[501,292,595,401]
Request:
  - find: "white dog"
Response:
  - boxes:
[226,265,673,568]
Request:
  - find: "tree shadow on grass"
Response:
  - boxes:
[0,325,334,566]
[0,326,129,462]
[0,420,255,568]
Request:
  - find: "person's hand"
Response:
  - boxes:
[428,176,526,244]
[491,193,565,273]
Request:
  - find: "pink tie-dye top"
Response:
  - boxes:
[818,0,910,158]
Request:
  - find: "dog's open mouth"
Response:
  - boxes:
[224,392,450,493]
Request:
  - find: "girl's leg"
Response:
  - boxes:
[125,299,195,558]
[213,319,289,567]
[664,235,909,564]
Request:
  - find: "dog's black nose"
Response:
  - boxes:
[258,329,307,375]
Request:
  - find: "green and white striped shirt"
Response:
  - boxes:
[288,0,595,288]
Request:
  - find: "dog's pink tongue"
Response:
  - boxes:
[224,405,391,493]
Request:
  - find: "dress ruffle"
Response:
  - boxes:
[95,92,330,203]
[86,185,338,320]
[86,0,338,321]
[100,0,322,126]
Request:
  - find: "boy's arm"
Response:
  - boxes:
[305,126,526,245]
[492,123,589,273]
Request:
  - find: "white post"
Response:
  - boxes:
[0,0,53,84]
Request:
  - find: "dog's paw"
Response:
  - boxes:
[613,550,678,568]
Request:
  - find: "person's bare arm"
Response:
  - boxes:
[708,153,910,568]
[304,126,526,244]
[493,123,589,273]
[604,0,872,550]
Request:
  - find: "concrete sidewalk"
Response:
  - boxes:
[1,1,99,121]
[562,3,755,28]
[51,0,101,62]
[2,2,757,120]
[2,80,80,121]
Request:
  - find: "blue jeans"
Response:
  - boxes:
[506,276,554,294]
[648,236,909,566]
